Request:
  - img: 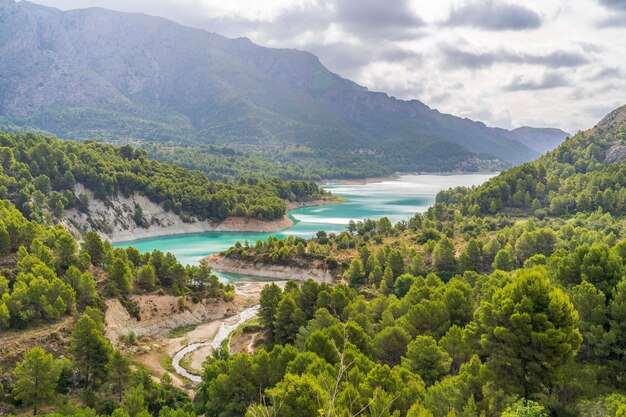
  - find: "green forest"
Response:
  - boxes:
[0,132,328,225]
[142,142,492,182]
[142,143,396,181]
[1,106,626,417]
[0,196,230,416]
[209,106,626,416]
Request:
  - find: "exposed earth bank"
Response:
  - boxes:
[61,184,341,242]
[104,294,241,344]
[203,254,334,283]
[104,282,284,389]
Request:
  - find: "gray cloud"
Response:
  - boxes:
[334,0,424,40]
[302,41,421,78]
[598,14,626,27]
[442,48,499,68]
[429,92,453,105]
[504,72,569,91]
[592,66,623,80]
[524,51,590,67]
[595,0,626,27]
[442,46,589,69]
[200,0,425,43]
[446,0,542,30]
[598,0,626,11]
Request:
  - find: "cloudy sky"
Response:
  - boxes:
[34,0,626,132]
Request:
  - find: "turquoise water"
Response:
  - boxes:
[113,174,495,266]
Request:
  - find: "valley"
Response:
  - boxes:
[0,1,624,416]
[105,174,496,389]
[114,174,495,266]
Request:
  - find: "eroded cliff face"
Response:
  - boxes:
[203,254,334,283]
[61,183,294,242]
[104,294,239,343]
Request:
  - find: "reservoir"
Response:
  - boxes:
[113,174,495,267]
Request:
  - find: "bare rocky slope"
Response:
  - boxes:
[105,295,239,343]
[60,184,338,242]
[203,254,334,283]
[62,185,294,242]
[0,0,568,170]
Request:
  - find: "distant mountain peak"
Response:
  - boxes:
[507,126,570,155]
[597,104,626,129]
[0,0,568,170]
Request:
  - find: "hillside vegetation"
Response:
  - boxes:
[439,104,626,216]
[204,105,626,417]
[0,192,229,416]
[0,132,327,235]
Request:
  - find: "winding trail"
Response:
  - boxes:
[171,305,259,382]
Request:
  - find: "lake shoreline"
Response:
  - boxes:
[113,173,497,266]
[323,171,498,185]
[110,197,342,244]
[204,254,334,283]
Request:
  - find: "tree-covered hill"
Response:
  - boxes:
[0,185,231,415]
[0,132,328,229]
[202,105,626,417]
[438,104,626,216]
[1,107,625,417]
[0,0,568,174]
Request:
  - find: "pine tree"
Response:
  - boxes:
[0,300,9,329]
[70,315,111,386]
[82,231,105,266]
[259,283,282,334]
[383,265,394,290]
[387,249,405,276]
[344,258,365,286]
[121,385,148,417]
[136,264,157,291]
[402,335,451,386]
[408,253,425,276]
[373,326,410,366]
[13,347,63,415]
[54,231,77,270]
[459,238,481,272]
[273,294,306,344]
[492,248,515,271]
[433,237,456,273]
[108,258,133,295]
[479,269,582,398]
[107,350,131,402]
[0,222,10,255]
[369,265,383,286]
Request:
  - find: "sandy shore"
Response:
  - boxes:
[204,254,334,283]
[108,215,295,243]
[108,197,343,243]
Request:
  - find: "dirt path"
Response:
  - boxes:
[171,306,259,382]
[107,282,284,390]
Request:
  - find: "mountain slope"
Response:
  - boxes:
[0,131,333,242]
[0,0,567,170]
[447,104,626,215]
[508,126,571,154]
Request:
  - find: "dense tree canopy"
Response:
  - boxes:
[0,132,328,226]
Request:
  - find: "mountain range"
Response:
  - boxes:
[0,0,569,171]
